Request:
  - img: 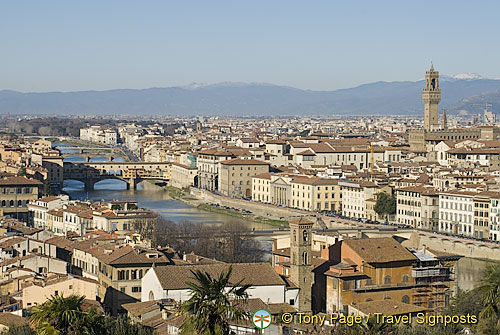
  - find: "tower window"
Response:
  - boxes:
[302,251,308,265]
[303,230,308,242]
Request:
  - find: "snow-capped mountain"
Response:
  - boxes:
[441,73,487,81]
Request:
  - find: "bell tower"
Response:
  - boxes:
[422,62,441,131]
[289,217,313,313]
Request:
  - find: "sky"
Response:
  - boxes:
[2,0,500,92]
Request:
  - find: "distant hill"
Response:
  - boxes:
[2,76,500,116]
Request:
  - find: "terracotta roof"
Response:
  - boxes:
[220,158,269,166]
[0,313,28,327]
[0,176,43,185]
[122,300,160,317]
[252,173,271,180]
[153,263,285,290]
[344,238,417,263]
[96,245,170,266]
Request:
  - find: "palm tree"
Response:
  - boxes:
[180,266,251,335]
[29,294,89,335]
[477,263,500,320]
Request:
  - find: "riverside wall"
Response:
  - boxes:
[401,231,500,261]
[190,188,309,220]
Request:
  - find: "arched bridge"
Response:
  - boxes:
[63,162,171,190]
[58,147,128,162]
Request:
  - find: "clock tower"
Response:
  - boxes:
[422,62,441,131]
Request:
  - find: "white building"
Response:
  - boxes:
[141,263,298,308]
[28,195,69,230]
[340,181,377,219]
[439,190,476,236]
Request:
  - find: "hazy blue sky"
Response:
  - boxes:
[2,1,499,92]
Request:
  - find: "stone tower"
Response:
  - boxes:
[289,217,313,313]
[441,109,448,130]
[422,62,441,131]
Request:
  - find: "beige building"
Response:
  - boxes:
[22,274,98,308]
[0,176,42,222]
[170,162,197,189]
[396,186,439,230]
[290,176,341,211]
[96,245,170,315]
[218,158,269,198]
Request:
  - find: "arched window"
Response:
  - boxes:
[402,295,410,304]
[303,230,308,242]
[402,275,409,283]
[302,251,308,265]
[9,200,14,207]
[149,291,154,301]
[293,230,297,244]
[17,200,22,207]
[384,276,391,284]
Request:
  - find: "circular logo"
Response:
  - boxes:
[252,309,272,329]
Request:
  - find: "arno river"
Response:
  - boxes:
[61,152,491,292]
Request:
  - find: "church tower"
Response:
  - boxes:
[441,109,448,130]
[422,62,441,131]
[289,217,313,313]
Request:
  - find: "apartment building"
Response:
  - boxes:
[0,176,42,222]
[473,192,491,239]
[439,190,476,236]
[80,126,117,145]
[197,150,234,191]
[290,177,341,211]
[96,245,170,315]
[489,192,500,241]
[23,274,98,308]
[396,186,439,230]
[340,181,377,219]
[218,158,269,198]
[28,195,69,229]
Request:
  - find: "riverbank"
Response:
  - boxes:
[145,181,289,228]
[196,203,288,228]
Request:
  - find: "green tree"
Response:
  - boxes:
[29,294,89,335]
[1,324,35,335]
[17,166,27,177]
[477,263,500,333]
[374,192,396,220]
[180,266,251,335]
[43,181,53,196]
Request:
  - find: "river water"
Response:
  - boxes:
[58,146,491,292]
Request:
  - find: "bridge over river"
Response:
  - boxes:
[63,161,170,191]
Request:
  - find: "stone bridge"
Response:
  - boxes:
[59,147,128,162]
[63,161,170,190]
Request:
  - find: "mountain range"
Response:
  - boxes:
[1,75,499,116]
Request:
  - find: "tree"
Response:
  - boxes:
[29,294,153,335]
[0,325,35,335]
[43,181,53,196]
[180,266,251,335]
[374,192,396,220]
[30,294,89,335]
[477,263,500,333]
[17,166,27,177]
